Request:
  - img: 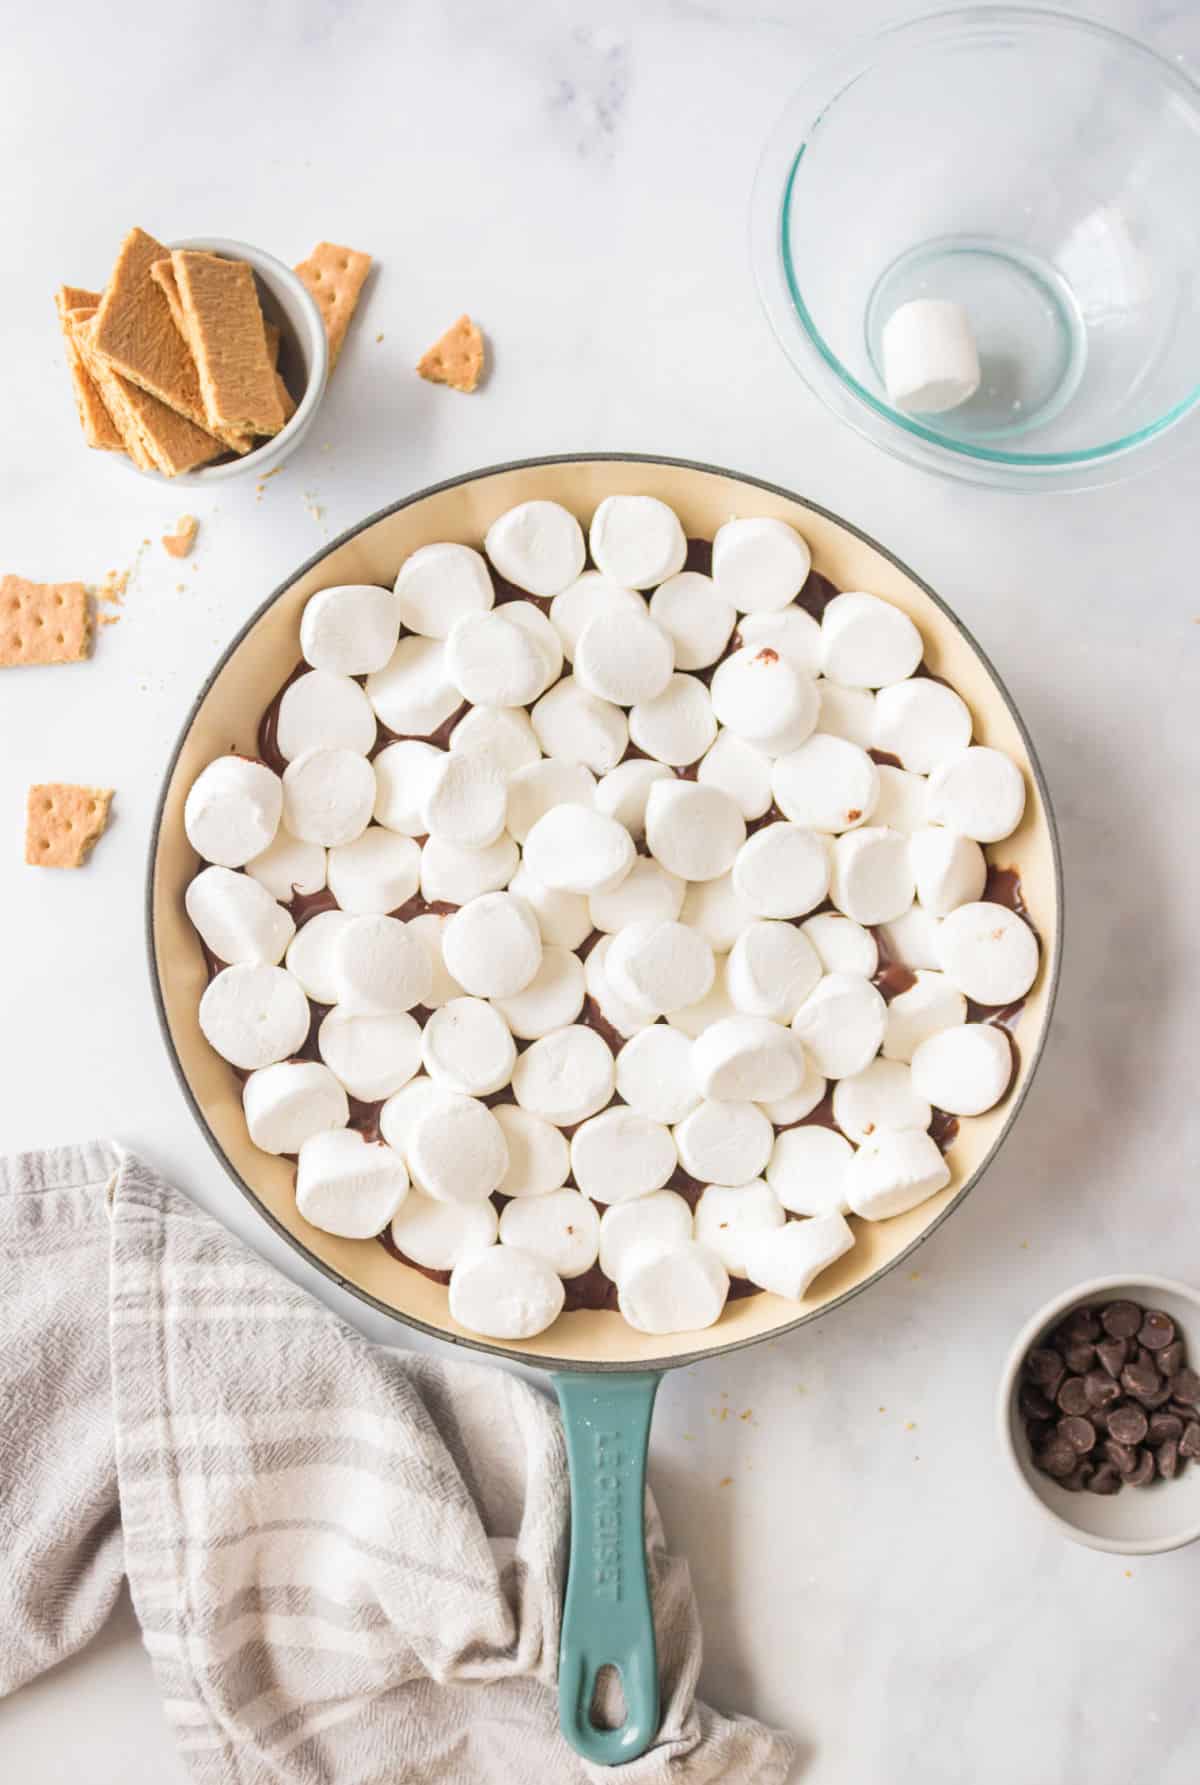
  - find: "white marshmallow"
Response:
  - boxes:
[442,893,541,999]
[299,584,400,676]
[507,758,595,843]
[832,1058,931,1145]
[390,1187,498,1271]
[242,1061,349,1154]
[372,740,444,836]
[450,704,541,775]
[691,1016,804,1104]
[275,670,376,762]
[678,873,756,953]
[583,936,655,1040]
[571,1107,677,1203]
[710,647,819,755]
[185,756,282,868]
[791,973,887,1080]
[674,1098,773,1185]
[628,673,718,766]
[742,1213,855,1300]
[550,572,646,660]
[800,912,878,978]
[295,1129,410,1238]
[592,759,672,839]
[523,803,635,895]
[732,823,830,919]
[606,920,715,1017]
[877,902,944,972]
[589,857,684,934]
[199,964,310,1070]
[378,1076,453,1160]
[911,1023,1012,1116]
[910,826,986,917]
[394,542,494,638]
[500,1189,600,1278]
[618,1242,728,1335]
[882,970,967,1063]
[644,780,745,882]
[697,731,773,820]
[493,1103,571,1198]
[665,960,738,1041]
[822,592,923,689]
[286,910,354,1003]
[873,678,972,773]
[408,1093,508,1203]
[927,746,1026,843]
[759,1051,827,1126]
[245,827,326,903]
[327,826,420,915]
[766,1126,853,1216]
[936,901,1039,1005]
[589,495,687,589]
[574,608,675,706]
[694,1179,785,1277]
[772,734,878,833]
[511,1024,614,1126]
[445,608,555,709]
[649,572,735,671]
[366,636,463,738]
[818,680,876,748]
[186,865,294,965]
[530,677,628,773]
[738,607,823,677]
[419,835,519,906]
[421,997,516,1096]
[614,1025,701,1125]
[845,1130,951,1220]
[317,1006,423,1102]
[449,1245,565,1339]
[882,299,981,415]
[871,765,929,836]
[282,748,375,848]
[406,912,464,1008]
[727,921,822,1021]
[484,500,585,599]
[507,863,592,950]
[492,944,585,1039]
[421,751,508,849]
[831,825,916,925]
[334,915,432,1013]
[712,517,812,613]
[599,1191,694,1283]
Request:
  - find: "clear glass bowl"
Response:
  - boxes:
[751,7,1200,489]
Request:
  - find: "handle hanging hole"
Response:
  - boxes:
[589,1664,627,1731]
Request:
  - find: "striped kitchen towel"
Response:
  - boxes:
[0,1141,793,1783]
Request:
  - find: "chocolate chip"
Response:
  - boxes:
[1062,1339,1096,1374]
[1027,1347,1066,1387]
[1090,1404,1111,1436]
[1108,1404,1150,1446]
[1128,1449,1155,1487]
[1104,1437,1139,1475]
[1036,1440,1077,1479]
[1120,1357,1162,1400]
[1019,1381,1055,1421]
[1157,1340,1185,1378]
[1138,1310,1174,1351]
[1063,1306,1101,1342]
[1057,1415,1096,1454]
[1027,1418,1057,1449]
[1137,1381,1173,1410]
[1169,1368,1200,1407]
[1148,1412,1184,1447]
[1101,1301,1142,1340]
[1056,1376,1091,1416]
[1169,1399,1195,1422]
[1084,1369,1121,1408]
[1096,1336,1128,1379]
[1180,1422,1200,1459]
[1156,1438,1180,1481]
[1088,1462,1121,1495]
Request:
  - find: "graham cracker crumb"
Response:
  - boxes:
[97,613,121,626]
[25,784,113,868]
[718,1477,733,1489]
[97,569,128,605]
[162,514,198,559]
[0,577,92,667]
[376,332,384,343]
[417,314,485,393]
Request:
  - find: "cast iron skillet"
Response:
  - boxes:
[147,454,1063,1763]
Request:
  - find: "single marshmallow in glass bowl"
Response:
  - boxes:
[327,826,420,915]
[696,731,773,821]
[910,1022,1013,1116]
[492,944,585,1040]
[937,901,1039,1005]
[881,299,981,416]
[882,970,967,1063]
[614,1025,701,1126]
[772,733,878,833]
[391,1188,498,1272]
[830,826,914,926]
[420,835,519,907]
[593,759,672,839]
[199,963,311,1070]
[710,646,819,757]
[296,1129,410,1239]
[499,1189,600,1278]
[727,920,822,1021]
[674,1097,773,1186]
[550,572,646,661]
[767,1127,854,1217]
[275,669,376,762]
[393,542,494,638]
[449,1245,566,1339]
[584,936,656,1042]
[791,972,887,1081]
[821,592,923,689]
[589,857,684,934]
[732,823,830,920]
[493,1104,571,1199]
[606,919,715,1018]
[185,756,282,868]
[507,758,595,844]
[186,865,295,965]
[910,827,986,917]
[242,1061,349,1155]
[618,1242,729,1335]
[282,748,375,848]
[318,1006,423,1102]
[873,677,972,773]
[450,704,541,775]
[742,1213,855,1301]
[649,572,735,671]
[831,1057,931,1145]
[485,500,585,599]
[628,673,718,767]
[286,910,354,1003]
[299,584,400,676]
[574,607,675,706]
[759,1049,826,1127]
[877,902,943,973]
[245,827,326,904]
[366,636,462,738]
[378,1077,454,1162]
[441,893,542,1000]
[926,746,1026,843]
[845,1130,950,1220]
[712,516,812,613]
[373,740,445,837]
[570,1107,677,1202]
[421,751,508,850]
[800,912,878,978]
[599,1191,694,1284]
[589,495,687,589]
[407,1093,508,1204]
[694,1179,785,1276]
[523,803,634,895]
[644,780,745,883]
[445,608,556,709]
[422,997,517,1097]
[692,1016,804,1104]
[530,677,628,773]
[738,606,823,677]
[333,914,432,1013]
[511,1024,615,1127]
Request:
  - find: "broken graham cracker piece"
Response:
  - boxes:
[25,784,114,868]
[162,514,198,558]
[75,315,225,477]
[294,241,371,371]
[417,314,485,393]
[170,250,285,437]
[262,321,296,422]
[0,576,92,667]
[54,287,124,452]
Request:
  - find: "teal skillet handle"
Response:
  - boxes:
[553,1371,662,1765]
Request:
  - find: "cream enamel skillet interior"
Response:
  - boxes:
[148,455,1062,1764]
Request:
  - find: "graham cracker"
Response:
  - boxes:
[149,257,255,455]
[170,250,284,438]
[294,241,371,371]
[75,315,224,477]
[0,576,92,667]
[417,314,485,393]
[25,784,113,868]
[55,287,125,452]
[90,227,222,431]
[162,514,198,558]
[262,321,297,422]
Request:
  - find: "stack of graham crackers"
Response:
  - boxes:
[56,229,371,477]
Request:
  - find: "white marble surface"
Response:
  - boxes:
[3,2,1200,1779]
